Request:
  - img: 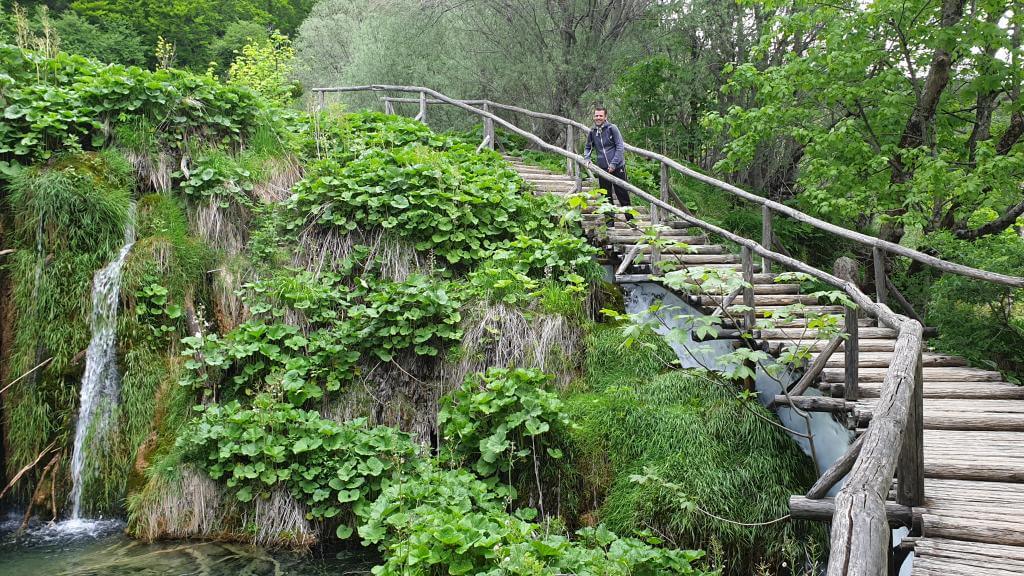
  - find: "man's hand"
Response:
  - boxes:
[607,164,616,172]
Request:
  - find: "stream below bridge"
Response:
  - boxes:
[0,514,374,576]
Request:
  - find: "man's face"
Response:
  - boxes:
[593,110,607,126]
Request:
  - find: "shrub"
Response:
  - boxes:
[178,394,420,535]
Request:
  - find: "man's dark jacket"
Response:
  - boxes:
[584,122,625,169]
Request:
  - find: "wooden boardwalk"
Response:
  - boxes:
[508,156,1024,576]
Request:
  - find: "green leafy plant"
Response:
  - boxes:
[360,463,713,576]
[1,47,268,168]
[178,394,420,535]
[180,270,463,404]
[439,368,570,478]
[133,278,184,343]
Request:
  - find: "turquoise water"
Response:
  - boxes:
[0,516,374,576]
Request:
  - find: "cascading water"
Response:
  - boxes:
[67,223,135,520]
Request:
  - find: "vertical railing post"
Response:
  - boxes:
[481,102,495,150]
[844,305,859,401]
[659,160,670,204]
[897,347,925,507]
[317,90,325,113]
[649,162,665,274]
[565,124,574,176]
[873,247,887,305]
[741,246,756,331]
[761,205,773,273]
[418,91,427,125]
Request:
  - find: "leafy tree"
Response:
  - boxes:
[206,19,268,71]
[227,31,296,105]
[67,0,314,69]
[52,11,145,65]
[293,0,658,136]
[708,0,1024,243]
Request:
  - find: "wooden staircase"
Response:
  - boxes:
[507,156,1024,576]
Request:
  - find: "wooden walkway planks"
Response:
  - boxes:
[506,157,1024,576]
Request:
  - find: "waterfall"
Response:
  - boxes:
[68,223,135,520]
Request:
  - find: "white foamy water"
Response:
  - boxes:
[68,228,134,520]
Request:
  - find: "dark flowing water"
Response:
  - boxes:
[0,516,374,576]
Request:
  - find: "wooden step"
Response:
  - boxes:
[813,352,969,368]
[612,244,723,255]
[914,538,1024,574]
[852,381,1024,399]
[766,338,896,353]
[759,326,891,339]
[606,228,708,238]
[824,367,1004,383]
[698,294,822,307]
[856,398,1024,432]
[752,283,802,295]
[725,304,845,317]
[616,272,776,284]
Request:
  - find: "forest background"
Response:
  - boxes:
[2,0,1022,377]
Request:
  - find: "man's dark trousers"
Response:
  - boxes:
[598,165,631,223]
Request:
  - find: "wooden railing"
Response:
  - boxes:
[311,85,1024,575]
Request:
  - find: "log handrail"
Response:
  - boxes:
[315,85,931,575]
[366,93,1024,289]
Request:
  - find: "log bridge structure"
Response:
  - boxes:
[312,85,1024,576]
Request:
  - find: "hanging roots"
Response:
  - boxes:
[442,301,583,391]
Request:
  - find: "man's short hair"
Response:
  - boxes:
[594,106,608,115]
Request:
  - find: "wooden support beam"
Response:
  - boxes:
[885,276,923,324]
[762,205,773,273]
[845,306,860,402]
[616,244,643,276]
[873,247,887,305]
[787,333,844,397]
[789,496,913,527]
[896,349,925,507]
[773,396,853,412]
[807,434,865,499]
[741,246,755,330]
[418,90,427,124]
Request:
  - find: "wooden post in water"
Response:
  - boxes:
[418,91,427,124]
[844,305,859,402]
[761,205,773,273]
[874,247,887,305]
[741,246,756,331]
[896,349,925,507]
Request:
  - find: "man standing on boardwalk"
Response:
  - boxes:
[583,106,631,222]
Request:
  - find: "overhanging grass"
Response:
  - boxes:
[562,324,824,574]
